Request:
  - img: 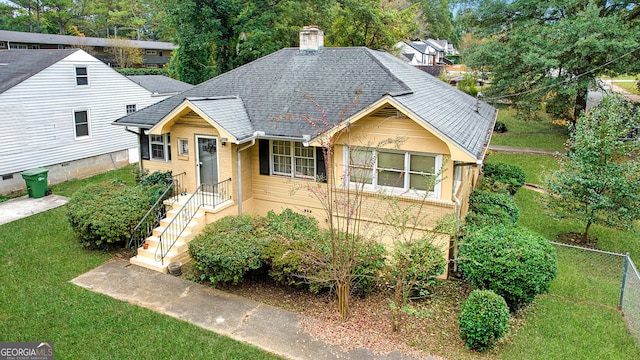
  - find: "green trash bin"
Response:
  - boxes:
[21,168,49,198]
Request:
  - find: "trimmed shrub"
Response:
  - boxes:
[465,190,519,227]
[67,184,153,249]
[189,215,268,286]
[138,170,173,188]
[458,224,557,311]
[482,162,526,195]
[115,68,169,76]
[261,209,323,287]
[493,121,508,133]
[459,289,510,351]
[261,212,387,294]
[387,238,446,297]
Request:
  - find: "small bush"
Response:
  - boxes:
[261,209,323,287]
[189,215,268,286]
[138,170,173,188]
[66,184,152,249]
[458,224,557,311]
[387,238,446,298]
[263,224,387,294]
[483,162,526,195]
[493,121,508,133]
[115,68,169,76]
[459,289,510,351]
[465,190,519,227]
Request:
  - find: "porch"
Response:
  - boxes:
[129,176,235,273]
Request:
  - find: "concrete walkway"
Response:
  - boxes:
[0,194,68,225]
[71,260,420,360]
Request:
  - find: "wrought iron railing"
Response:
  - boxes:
[128,172,186,250]
[155,178,232,264]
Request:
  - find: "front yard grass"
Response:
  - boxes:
[0,168,280,360]
[490,107,569,151]
[485,153,559,185]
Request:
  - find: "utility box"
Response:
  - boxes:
[21,168,49,198]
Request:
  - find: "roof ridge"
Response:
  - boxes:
[364,49,413,96]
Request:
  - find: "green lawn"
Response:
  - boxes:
[0,168,280,360]
[489,153,640,359]
[484,153,559,185]
[613,81,640,94]
[491,107,569,151]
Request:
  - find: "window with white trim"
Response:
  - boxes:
[178,138,189,155]
[145,63,158,68]
[346,147,441,196]
[74,110,90,138]
[271,140,315,179]
[9,44,27,50]
[126,104,137,114]
[0,42,5,48]
[31,45,40,49]
[75,66,88,86]
[150,134,171,161]
[146,49,157,55]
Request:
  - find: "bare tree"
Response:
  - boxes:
[107,37,143,68]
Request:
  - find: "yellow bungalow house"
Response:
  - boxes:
[113,26,497,273]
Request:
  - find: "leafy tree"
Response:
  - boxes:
[328,0,413,51]
[461,0,640,121]
[543,95,640,241]
[108,37,144,68]
[412,0,454,41]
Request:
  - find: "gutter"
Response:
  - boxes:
[125,126,144,172]
[236,131,264,215]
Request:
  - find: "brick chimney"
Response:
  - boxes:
[299,25,324,53]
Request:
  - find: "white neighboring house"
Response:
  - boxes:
[0,49,165,195]
[395,41,437,65]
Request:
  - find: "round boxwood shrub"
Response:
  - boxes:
[387,238,446,298]
[465,190,519,228]
[66,183,153,249]
[459,289,510,351]
[189,215,268,286]
[458,224,557,311]
[493,121,508,133]
[482,162,526,195]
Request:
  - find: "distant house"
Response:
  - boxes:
[126,75,194,97]
[396,39,459,66]
[0,30,177,68]
[113,26,497,273]
[0,49,166,195]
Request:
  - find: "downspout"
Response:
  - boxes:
[125,126,143,173]
[236,132,262,215]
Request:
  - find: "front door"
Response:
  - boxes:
[196,136,219,187]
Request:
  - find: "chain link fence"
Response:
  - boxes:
[550,241,639,345]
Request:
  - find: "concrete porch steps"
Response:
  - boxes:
[130,204,206,273]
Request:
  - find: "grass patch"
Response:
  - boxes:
[490,132,568,151]
[500,296,640,360]
[484,153,559,184]
[495,107,563,133]
[50,165,138,197]
[612,81,640,94]
[601,74,638,81]
[0,172,280,359]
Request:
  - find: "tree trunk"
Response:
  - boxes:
[391,278,404,332]
[573,86,588,123]
[582,219,592,242]
[337,281,350,320]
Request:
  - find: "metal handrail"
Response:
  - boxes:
[127,172,186,250]
[155,178,232,264]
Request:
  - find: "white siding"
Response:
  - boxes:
[0,50,160,175]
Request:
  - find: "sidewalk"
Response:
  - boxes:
[0,194,68,226]
[71,260,423,360]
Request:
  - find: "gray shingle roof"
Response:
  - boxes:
[114,47,496,160]
[0,49,79,94]
[0,30,177,50]
[127,75,194,95]
[188,97,254,141]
